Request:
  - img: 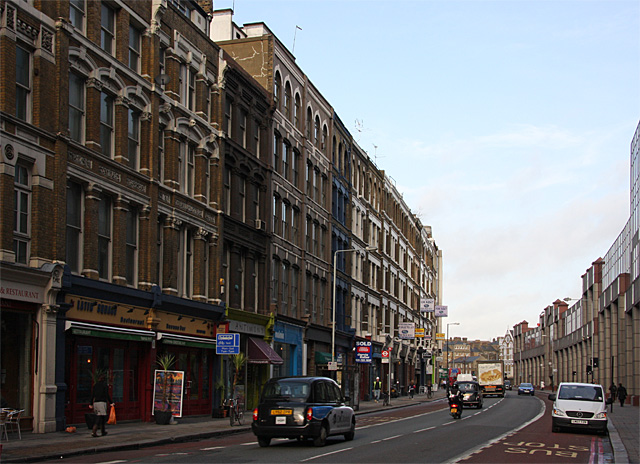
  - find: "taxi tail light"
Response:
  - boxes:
[253,408,258,421]
[306,408,313,421]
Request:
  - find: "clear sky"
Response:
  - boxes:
[214,0,640,341]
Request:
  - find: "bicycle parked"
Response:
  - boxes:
[227,397,244,426]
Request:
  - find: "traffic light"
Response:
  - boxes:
[593,357,599,368]
[587,365,592,374]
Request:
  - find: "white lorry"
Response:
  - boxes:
[476,360,505,397]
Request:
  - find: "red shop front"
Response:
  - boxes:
[64,320,154,425]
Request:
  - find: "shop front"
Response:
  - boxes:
[272,318,304,377]
[60,273,225,426]
[224,309,283,411]
[0,262,63,433]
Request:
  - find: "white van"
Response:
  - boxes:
[547,382,612,434]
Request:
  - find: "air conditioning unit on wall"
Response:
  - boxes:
[255,219,266,231]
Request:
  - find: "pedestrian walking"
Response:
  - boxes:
[409,380,416,399]
[90,372,114,437]
[609,383,618,402]
[617,383,627,407]
[373,377,382,403]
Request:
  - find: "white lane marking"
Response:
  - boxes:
[96,461,127,464]
[383,434,401,441]
[241,442,257,446]
[413,426,436,433]
[370,439,382,444]
[301,447,353,461]
[443,420,456,425]
[201,446,224,451]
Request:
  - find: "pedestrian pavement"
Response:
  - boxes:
[0,390,635,463]
[607,401,639,464]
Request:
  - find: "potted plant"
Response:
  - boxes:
[231,353,246,398]
[154,353,175,425]
[212,377,227,418]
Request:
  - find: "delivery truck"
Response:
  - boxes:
[476,360,505,397]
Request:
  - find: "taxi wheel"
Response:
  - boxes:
[344,422,355,441]
[258,436,271,447]
[313,425,327,447]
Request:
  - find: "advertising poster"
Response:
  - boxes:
[153,370,184,417]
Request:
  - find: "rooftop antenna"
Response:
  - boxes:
[372,143,385,164]
[293,25,302,54]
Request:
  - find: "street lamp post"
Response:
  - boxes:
[332,246,376,367]
[446,322,460,383]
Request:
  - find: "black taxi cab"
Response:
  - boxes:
[251,376,355,447]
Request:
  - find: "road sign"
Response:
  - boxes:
[216,333,239,355]
[328,361,338,371]
[382,350,389,364]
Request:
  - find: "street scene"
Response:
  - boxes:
[0,0,638,463]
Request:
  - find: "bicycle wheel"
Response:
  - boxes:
[229,408,235,426]
[237,409,244,425]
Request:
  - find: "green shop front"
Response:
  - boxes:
[222,309,283,411]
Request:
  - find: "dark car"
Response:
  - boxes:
[251,376,355,447]
[455,381,483,409]
[505,380,512,390]
[518,382,535,395]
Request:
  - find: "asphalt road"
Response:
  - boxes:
[46,392,610,463]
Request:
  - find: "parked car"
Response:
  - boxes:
[504,380,512,390]
[518,382,535,395]
[455,381,483,409]
[251,376,355,447]
[548,382,612,434]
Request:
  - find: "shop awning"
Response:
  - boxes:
[315,351,333,365]
[65,321,155,342]
[157,332,216,350]
[248,337,283,365]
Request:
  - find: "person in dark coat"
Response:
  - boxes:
[617,383,627,407]
[609,383,617,402]
[90,373,114,437]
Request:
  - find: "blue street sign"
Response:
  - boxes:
[216,333,240,355]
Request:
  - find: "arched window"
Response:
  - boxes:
[274,71,282,109]
[322,125,327,152]
[294,93,301,129]
[314,116,320,147]
[306,107,312,139]
[284,81,292,119]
